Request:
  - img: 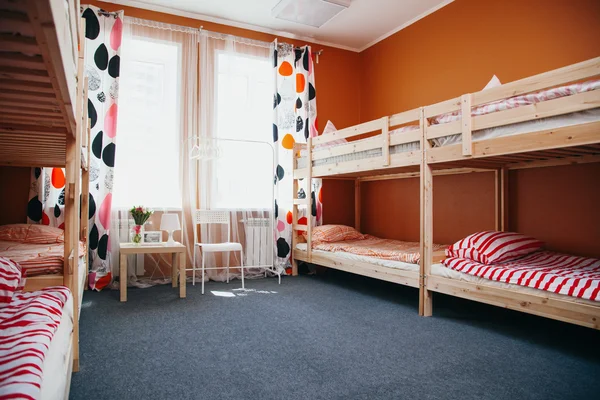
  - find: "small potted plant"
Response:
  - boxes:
[130,206,153,244]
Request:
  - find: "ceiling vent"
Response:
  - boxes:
[272,0,351,28]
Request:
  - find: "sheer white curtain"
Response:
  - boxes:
[110,17,199,287]
[196,31,276,282]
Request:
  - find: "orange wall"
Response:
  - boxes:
[0,167,30,225]
[354,0,600,256]
[360,0,600,120]
[361,172,496,245]
[509,163,600,258]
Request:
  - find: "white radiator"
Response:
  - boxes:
[242,217,272,268]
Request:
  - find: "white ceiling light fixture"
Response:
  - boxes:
[272,0,351,28]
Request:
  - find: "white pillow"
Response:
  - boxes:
[483,75,501,90]
[314,120,348,150]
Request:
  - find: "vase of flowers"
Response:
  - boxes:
[130,206,153,245]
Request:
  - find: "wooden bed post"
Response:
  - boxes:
[291,155,299,276]
[354,179,361,231]
[461,94,472,157]
[419,107,434,317]
[381,116,390,167]
[306,136,313,264]
[67,16,86,374]
[500,168,509,232]
[80,118,91,290]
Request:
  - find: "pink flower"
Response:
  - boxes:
[136,207,143,212]
[133,225,141,234]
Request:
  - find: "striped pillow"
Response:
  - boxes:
[0,224,64,244]
[0,257,25,306]
[304,225,365,243]
[446,231,544,264]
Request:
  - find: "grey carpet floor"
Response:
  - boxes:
[70,271,600,400]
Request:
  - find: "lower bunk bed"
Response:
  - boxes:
[294,226,446,290]
[0,258,74,400]
[0,224,86,315]
[425,231,600,329]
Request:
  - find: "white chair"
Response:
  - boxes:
[191,210,244,294]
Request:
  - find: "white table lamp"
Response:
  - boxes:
[160,214,181,245]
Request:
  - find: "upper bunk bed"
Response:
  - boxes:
[0,0,80,167]
[0,0,88,373]
[294,107,423,180]
[422,56,600,171]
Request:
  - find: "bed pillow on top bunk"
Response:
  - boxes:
[446,231,544,264]
[483,75,502,90]
[313,121,348,150]
[0,224,64,244]
[303,225,365,243]
[0,257,26,306]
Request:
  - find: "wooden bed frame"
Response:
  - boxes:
[293,56,600,328]
[0,0,88,374]
[292,106,446,309]
[421,57,600,329]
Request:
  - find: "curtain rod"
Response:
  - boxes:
[93,13,324,59]
[198,26,324,58]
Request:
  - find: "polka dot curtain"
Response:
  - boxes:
[82,5,123,290]
[27,167,67,228]
[273,43,322,274]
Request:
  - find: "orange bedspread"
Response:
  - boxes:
[312,235,446,264]
[0,240,86,276]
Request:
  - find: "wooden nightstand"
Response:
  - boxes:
[119,242,187,302]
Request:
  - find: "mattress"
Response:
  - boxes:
[431,260,599,307]
[432,108,600,147]
[40,291,74,400]
[432,78,600,147]
[297,126,420,169]
[296,243,419,273]
[0,287,72,400]
[0,240,86,276]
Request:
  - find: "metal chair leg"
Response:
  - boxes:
[240,249,244,289]
[201,251,205,295]
[192,246,196,286]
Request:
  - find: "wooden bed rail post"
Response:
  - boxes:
[419,107,434,317]
[461,94,472,157]
[494,168,510,232]
[381,116,390,167]
[354,179,361,231]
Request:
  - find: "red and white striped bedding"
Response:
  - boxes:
[0,241,86,277]
[442,251,600,301]
[432,79,600,124]
[0,286,71,400]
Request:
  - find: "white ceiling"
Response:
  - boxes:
[106,0,454,52]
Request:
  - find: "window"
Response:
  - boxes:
[113,38,182,209]
[211,51,273,209]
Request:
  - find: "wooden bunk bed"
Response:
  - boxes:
[0,0,89,379]
[291,107,447,313]
[421,57,600,329]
